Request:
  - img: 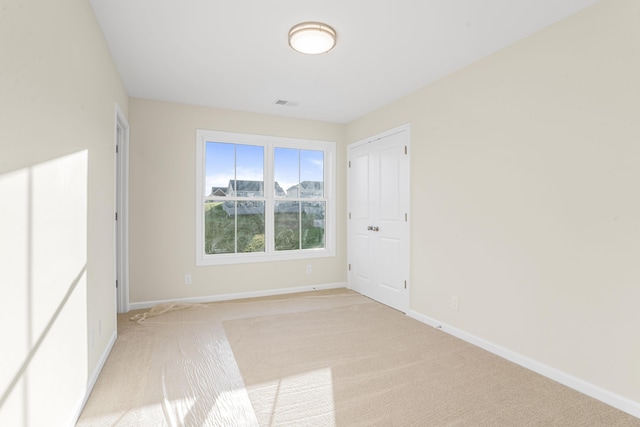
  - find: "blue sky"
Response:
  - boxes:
[205,142,323,196]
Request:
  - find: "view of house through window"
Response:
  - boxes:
[273,147,325,251]
[205,142,266,254]
[196,130,334,265]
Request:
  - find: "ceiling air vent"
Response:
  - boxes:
[274,99,299,107]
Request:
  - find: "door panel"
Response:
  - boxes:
[378,236,401,291]
[349,147,373,295]
[379,144,401,220]
[352,234,371,284]
[350,154,370,220]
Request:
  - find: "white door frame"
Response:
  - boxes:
[347,123,411,312]
[115,104,130,313]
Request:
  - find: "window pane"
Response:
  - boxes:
[205,142,234,197]
[302,201,325,249]
[274,201,300,251]
[235,144,264,197]
[204,201,235,254]
[236,201,265,252]
[205,201,265,254]
[300,150,324,198]
[274,147,299,198]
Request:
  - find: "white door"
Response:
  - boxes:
[348,125,410,312]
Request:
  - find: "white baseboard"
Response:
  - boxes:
[407,310,640,419]
[68,330,118,426]
[129,282,348,311]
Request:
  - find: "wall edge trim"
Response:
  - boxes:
[69,330,118,426]
[406,310,640,419]
[129,282,348,311]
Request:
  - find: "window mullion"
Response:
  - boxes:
[265,142,275,254]
[233,145,238,253]
[297,150,302,250]
[234,200,238,253]
[298,199,302,251]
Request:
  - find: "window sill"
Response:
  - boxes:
[196,248,335,266]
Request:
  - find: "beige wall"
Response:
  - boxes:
[0,0,128,425]
[2,0,637,423]
[128,98,346,303]
[348,0,640,405]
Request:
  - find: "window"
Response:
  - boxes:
[196,130,335,265]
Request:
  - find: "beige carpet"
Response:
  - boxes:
[223,294,639,426]
[78,289,639,426]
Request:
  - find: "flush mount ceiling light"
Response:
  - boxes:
[288,22,337,54]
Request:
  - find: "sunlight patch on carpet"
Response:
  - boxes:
[251,368,336,426]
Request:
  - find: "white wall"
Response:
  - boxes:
[128,98,346,304]
[0,0,128,425]
[347,0,640,408]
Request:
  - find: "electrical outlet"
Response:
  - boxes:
[184,274,192,285]
[306,264,312,274]
[451,296,459,311]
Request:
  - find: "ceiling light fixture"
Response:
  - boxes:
[288,22,337,55]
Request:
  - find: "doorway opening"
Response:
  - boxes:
[115,104,130,313]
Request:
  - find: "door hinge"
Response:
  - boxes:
[116,144,119,154]
[116,279,118,289]
[404,280,407,289]
[404,145,407,155]
[348,264,351,271]
[405,213,407,222]
[115,212,118,221]
[349,212,351,219]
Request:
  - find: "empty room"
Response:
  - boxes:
[1,0,639,425]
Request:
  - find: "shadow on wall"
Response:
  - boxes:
[0,151,89,426]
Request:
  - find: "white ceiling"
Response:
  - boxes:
[89,0,599,124]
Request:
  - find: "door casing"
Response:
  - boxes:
[115,104,130,314]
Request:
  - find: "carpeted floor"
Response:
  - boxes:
[77,289,640,426]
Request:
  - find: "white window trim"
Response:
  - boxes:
[196,129,336,266]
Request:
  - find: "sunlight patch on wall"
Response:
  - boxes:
[0,151,88,426]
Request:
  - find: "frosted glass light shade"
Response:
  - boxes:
[288,22,336,54]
